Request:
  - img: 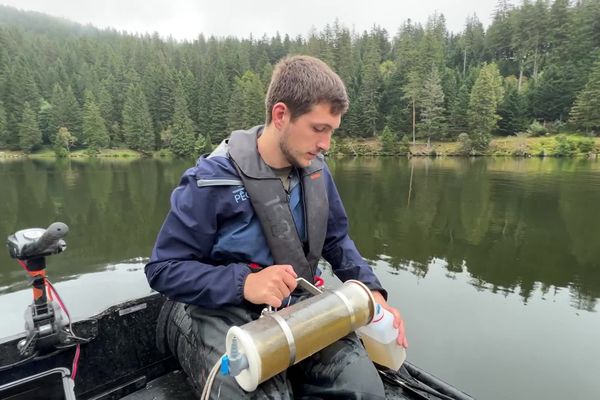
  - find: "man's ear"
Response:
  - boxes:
[271,102,288,130]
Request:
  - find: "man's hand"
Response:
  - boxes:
[371,290,408,348]
[244,264,298,308]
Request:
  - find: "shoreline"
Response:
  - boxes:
[1,135,599,160]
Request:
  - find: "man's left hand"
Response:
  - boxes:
[371,290,408,348]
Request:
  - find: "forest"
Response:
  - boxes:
[0,0,599,157]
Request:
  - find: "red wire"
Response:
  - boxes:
[16,259,80,380]
[45,279,80,380]
[314,276,325,287]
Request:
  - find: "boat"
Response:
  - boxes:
[0,224,475,400]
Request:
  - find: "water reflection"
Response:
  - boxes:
[330,157,600,312]
[1,157,599,312]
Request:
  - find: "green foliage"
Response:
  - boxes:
[470,132,491,152]
[554,134,577,157]
[577,136,595,153]
[0,102,8,148]
[457,131,490,154]
[0,3,598,156]
[169,83,196,158]
[399,135,411,154]
[227,71,265,132]
[418,65,447,140]
[194,133,213,155]
[379,126,398,155]
[82,91,109,151]
[457,132,472,155]
[527,120,548,137]
[497,82,528,135]
[53,126,76,157]
[122,82,155,153]
[569,56,600,133]
[37,100,53,144]
[468,63,504,135]
[18,102,42,152]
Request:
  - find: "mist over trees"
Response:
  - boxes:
[0,1,599,155]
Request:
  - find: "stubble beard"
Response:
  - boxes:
[279,128,305,168]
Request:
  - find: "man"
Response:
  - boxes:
[146,55,407,399]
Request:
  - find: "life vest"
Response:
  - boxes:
[228,128,328,283]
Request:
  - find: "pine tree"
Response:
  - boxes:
[358,36,382,137]
[570,57,600,133]
[37,100,53,144]
[448,83,470,137]
[209,71,230,142]
[227,71,265,132]
[0,102,8,148]
[82,91,109,152]
[418,65,447,140]
[96,83,113,136]
[169,83,196,157]
[468,63,504,136]
[49,84,82,145]
[497,81,528,135]
[18,102,42,152]
[122,82,155,153]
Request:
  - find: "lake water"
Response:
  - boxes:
[1,156,599,399]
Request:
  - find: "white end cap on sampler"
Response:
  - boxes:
[226,326,262,392]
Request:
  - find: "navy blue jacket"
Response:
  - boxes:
[145,135,385,308]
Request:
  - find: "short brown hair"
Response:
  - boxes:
[265,55,349,124]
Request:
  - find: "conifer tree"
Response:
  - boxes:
[468,63,504,136]
[0,102,8,148]
[497,82,528,135]
[37,100,53,144]
[570,57,600,133]
[82,91,109,152]
[358,36,382,137]
[419,65,447,140]
[227,71,265,132]
[18,102,42,152]
[169,83,196,157]
[122,82,155,153]
[448,84,470,138]
[209,71,230,142]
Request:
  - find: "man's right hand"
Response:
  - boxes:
[243,264,298,308]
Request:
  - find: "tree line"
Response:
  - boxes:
[0,0,599,157]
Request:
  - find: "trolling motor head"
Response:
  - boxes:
[6,222,70,356]
[7,222,69,261]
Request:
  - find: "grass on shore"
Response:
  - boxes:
[1,135,599,160]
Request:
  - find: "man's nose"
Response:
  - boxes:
[317,134,332,152]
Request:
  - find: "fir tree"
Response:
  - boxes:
[468,63,504,135]
[169,83,196,157]
[227,71,265,132]
[82,91,109,152]
[418,65,447,140]
[497,81,528,135]
[122,82,155,153]
[570,56,600,133]
[209,71,230,142]
[37,100,53,144]
[18,102,42,152]
[0,102,8,148]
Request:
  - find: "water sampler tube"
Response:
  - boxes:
[222,279,376,392]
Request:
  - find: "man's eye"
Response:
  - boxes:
[314,126,326,133]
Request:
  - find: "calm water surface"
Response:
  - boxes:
[1,157,599,400]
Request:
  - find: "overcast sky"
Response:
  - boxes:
[0,0,501,41]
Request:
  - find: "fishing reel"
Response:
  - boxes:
[6,223,72,356]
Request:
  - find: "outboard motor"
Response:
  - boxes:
[6,222,70,356]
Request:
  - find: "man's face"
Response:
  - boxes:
[278,102,341,168]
